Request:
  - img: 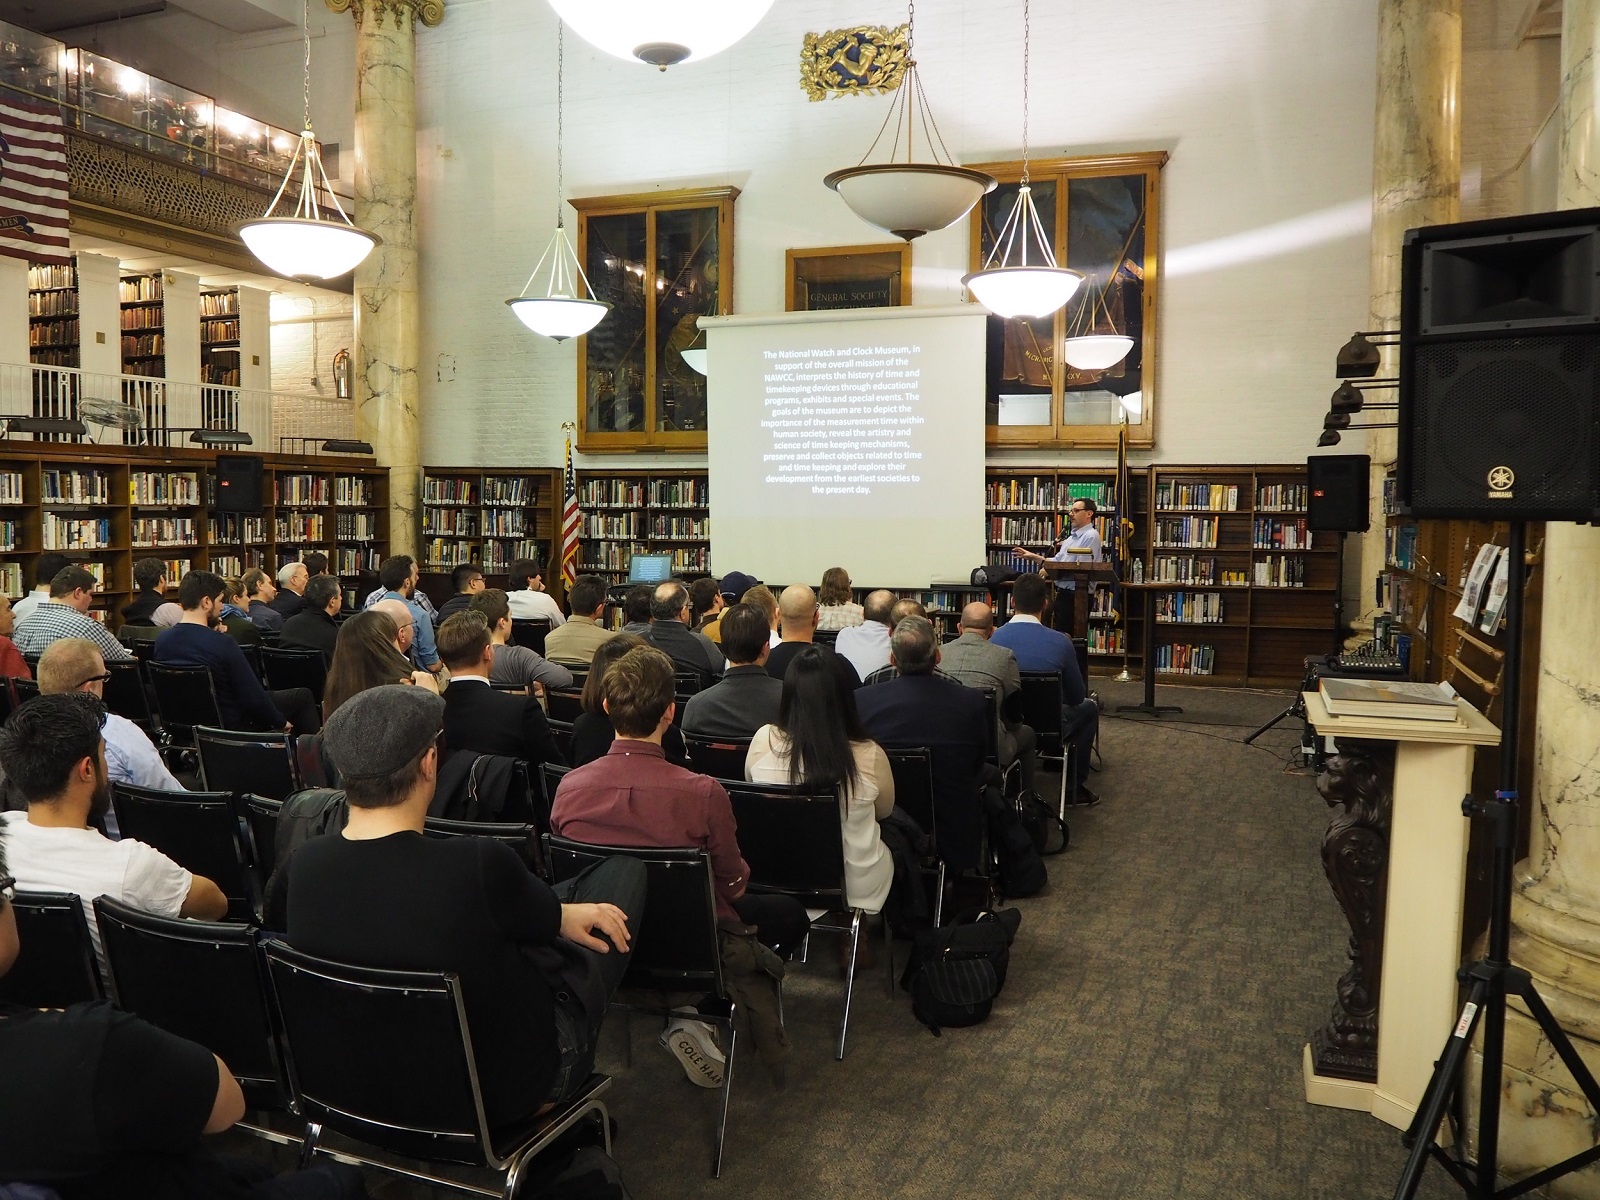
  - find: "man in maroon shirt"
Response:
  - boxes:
[551,644,806,1085]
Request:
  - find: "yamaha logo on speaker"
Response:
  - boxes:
[1487,465,1515,499]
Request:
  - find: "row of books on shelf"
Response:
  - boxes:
[30,320,77,347]
[210,517,268,543]
[155,558,191,581]
[1085,625,1125,654]
[201,366,241,386]
[30,266,76,290]
[121,335,163,357]
[201,319,239,342]
[131,472,200,506]
[200,292,238,317]
[333,478,374,506]
[131,517,195,545]
[423,479,479,505]
[43,515,112,550]
[1148,556,1250,586]
[0,473,20,504]
[423,539,477,568]
[652,517,708,539]
[1152,516,1219,548]
[1154,592,1226,624]
[650,479,708,508]
[581,515,639,540]
[277,516,325,542]
[43,470,110,504]
[484,511,530,536]
[1387,523,1420,571]
[1382,475,1400,516]
[120,308,163,331]
[984,479,1111,511]
[118,276,162,303]
[0,520,16,551]
[989,515,1059,543]
[483,477,539,507]
[336,513,379,541]
[277,475,329,506]
[29,291,75,317]
[0,563,20,595]
[1152,643,1216,675]
[578,480,645,508]
[32,350,76,367]
[1251,519,1313,550]
[337,547,382,576]
[423,508,478,536]
[481,541,545,572]
[1155,482,1239,511]
[1256,483,1308,511]
[1254,556,1309,587]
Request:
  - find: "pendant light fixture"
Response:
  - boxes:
[1061,275,1134,371]
[238,0,377,280]
[507,25,609,341]
[961,0,1081,318]
[546,0,776,70]
[824,0,995,240]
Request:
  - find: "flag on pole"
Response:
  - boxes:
[560,434,581,589]
[0,98,69,264]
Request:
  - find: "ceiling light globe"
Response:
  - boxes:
[1062,335,1135,372]
[962,266,1083,320]
[239,216,378,280]
[547,0,776,67]
[506,296,609,341]
[825,164,996,240]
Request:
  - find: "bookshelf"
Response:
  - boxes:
[28,260,79,370]
[119,272,165,379]
[575,469,711,581]
[418,467,561,602]
[200,287,242,431]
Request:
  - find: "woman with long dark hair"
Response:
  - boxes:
[570,633,689,767]
[322,610,436,722]
[745,646,893,913]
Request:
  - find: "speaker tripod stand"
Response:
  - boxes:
[1392,521,1600,1199]
[1244,532,1349,746]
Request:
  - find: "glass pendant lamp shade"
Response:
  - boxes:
[546,0,776,68]
[964,266,1082,320]
[507,224,610,341]
[824,164,995,241]
[679,346,708,374]
[240,211,377,281]
[1062,334,1135,371]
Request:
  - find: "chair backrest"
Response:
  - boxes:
[195,726,299,802]
[424,816,542,875]
[490,682,529,696]
[0,891,104,1007]
[547,718,575,764]
[673,670,704,696]
[262,938,497,1167]
[543,835,723,994]
[11,676,38,703]
[723,781,846,904]
[1018,671,1065,755]
[510,619,550,655]
[546,689,583,724]
[0,678,13,723]
[812,628,840,649]
[92,896,285,1108]
[259,646,328,703]
[102,659,154,729]
[537,761,571,832]
[238,641,264,680]
[883,746,938,845]
[683,734,753,782]
[147,663,223,746]
[976,686,1001,765]
[239,794,284,878]
[110,782,257,920]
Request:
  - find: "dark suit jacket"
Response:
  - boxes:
[764,641,862,689]
[442,678,566,771]
[645,619,725,685]
[681,665,783,739]
[120,590,166,625]
[855,672,988,869]
[269,590,306,619]
[279,608,340,662]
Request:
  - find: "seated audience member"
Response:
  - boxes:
[13,552,68,625]
[645,581,725,685]
[373,555,442,672]
[14,566,133,663]
[551,645,806,1081]
[121,556,169,625]
[151,602,183,628]
[0,593,29,680]
[990,572,1099,806]
[270,562,309,618]
[939,601,1039,794]
[303,550,330,579]
[0,694,227,964]
[436,562,486,621]
[154,571,321,735]
[323,609,438,722]
[682,603,783,739]
[860,599,959,686]
[542,573,616,665]
[468,588,575,693]
[817,566,864,631]
[242,567,282,632]
[701,571,760,644]
[765,584,862,688]
[739,584,783,650]
[276,685,645,1132]
[217,578,262,646]
[746,646,894,918]
[360,560,439,625]
[436,612,565,771]
[280,574,343,662]
[856,616,988,870]
[688,577,723,633]
[835,588,895,680]
[570,635,688,768]
[618,583,653,636]
[505,558,566,626]
[40,639,185,792]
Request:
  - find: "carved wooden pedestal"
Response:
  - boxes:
[1310,742,1394,1083]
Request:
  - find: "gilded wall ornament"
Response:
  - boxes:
[800,25,908,101]
[327,0,445,29]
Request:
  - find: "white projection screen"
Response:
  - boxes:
[705,306,986,589]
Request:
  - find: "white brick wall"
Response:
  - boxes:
[270,294,354,399]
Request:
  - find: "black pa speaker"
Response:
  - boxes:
[1397,209,1600,520]
[1306,454,1370,532]
[214,454,264,513]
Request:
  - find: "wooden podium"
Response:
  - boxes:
[1039,560,1118,640]
[1299,690,1500,1130]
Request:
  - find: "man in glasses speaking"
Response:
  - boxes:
[1012,496,1105,633]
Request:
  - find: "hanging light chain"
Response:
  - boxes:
[1020,0,1030,184]
[556,23,564,229]
[301,0,312,129]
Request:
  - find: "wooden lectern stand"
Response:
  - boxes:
[1039,560,1119,640]
[1299,690,1500,1130]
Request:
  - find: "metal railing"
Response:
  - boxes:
[0,360,356,450]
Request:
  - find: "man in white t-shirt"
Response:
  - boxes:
[0,693,227,967]
[505,557,567,626]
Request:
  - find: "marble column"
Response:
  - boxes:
[327,0,443,558]
[1355,0,1462,616]
[1481,3,1600,1193]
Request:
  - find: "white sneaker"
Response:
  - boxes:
[659,1017,725,1089]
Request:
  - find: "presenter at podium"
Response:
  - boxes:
[1012,498,1105,633]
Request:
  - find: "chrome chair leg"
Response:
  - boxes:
[296,1121,322,1170]
[712,1008,736,1178]
[932,861,947,928]
[836,910,861,1061]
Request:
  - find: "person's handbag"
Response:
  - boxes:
[899,908,1022,1035]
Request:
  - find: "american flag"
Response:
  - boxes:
[0,98,69,265]
[560,433,580,589]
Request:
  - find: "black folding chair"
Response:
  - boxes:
[196,726,299,802]
[103,659,156,733]
[543,835,734,1176]
[683,734,753,782]
[239,794,284,881]
[547,718,574,764]
[110,782,259,922]
[812,628,840,649]
[93,896,289,1113]
[263,938,612,1196]
[490,682,530,696]
[147,662,223,753]
[260,646,328,704]
[239,642,264,681]
[724,780,891,1059]
[673,670,705,697]
[424,816,542,877]
[0,891,104,1008]
[545,689,583,724]
[0,678,14,723]
[11,677,38,703]
[537,761,571,833]
[510,619,551,655]
[1019,671,1075,818]
[882,746,947,928]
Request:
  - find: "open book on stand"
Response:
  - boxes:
[1319,677,1459,722]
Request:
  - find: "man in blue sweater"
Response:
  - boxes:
[154,571,321,734]
[991,572,1099,806]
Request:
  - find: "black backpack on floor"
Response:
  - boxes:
[1018,790,1069,856]
[899,908,1023,1035]
[983,785,1048,898]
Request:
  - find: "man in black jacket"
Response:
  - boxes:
[279,575,342,662]
[644,580,724,688]
[436,563,485,622]
[269,562,309,619]
[681,602,781,739]
[436,611,565,772]
[120,557,168,625]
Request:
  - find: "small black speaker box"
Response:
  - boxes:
[1397,209,1600,520]
[214,454,264,513]
[1307,454,1371,532]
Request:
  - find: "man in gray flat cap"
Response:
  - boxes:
[274,684,646,1130]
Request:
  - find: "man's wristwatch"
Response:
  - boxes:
[0,874,15,901]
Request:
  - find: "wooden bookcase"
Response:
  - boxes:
[119,272,165,379]
[28,260,79,370]
[574,469,710,582]
[418,467,561,600]
[0,446,389,628]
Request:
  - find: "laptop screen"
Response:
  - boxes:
[627,553,673,584]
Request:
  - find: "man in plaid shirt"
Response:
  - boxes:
[13,566,131,663]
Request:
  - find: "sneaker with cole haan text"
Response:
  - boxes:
[660,1018,725,1088]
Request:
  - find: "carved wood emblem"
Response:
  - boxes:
[800,25,909,101]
